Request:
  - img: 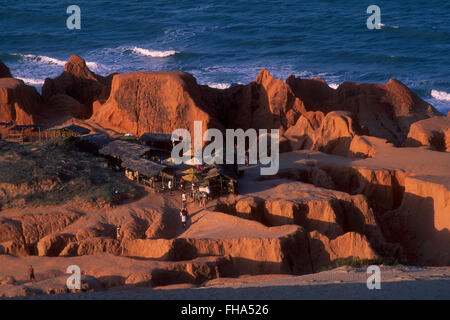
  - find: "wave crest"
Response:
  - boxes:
[328,83,339,89]
[17,77,45,86]
[132,47,179,58]
[431,90,450,102]
[207,83,231,89]
[13,53,102,72]
[15,54,66,66]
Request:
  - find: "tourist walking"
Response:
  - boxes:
[180,206,188,229]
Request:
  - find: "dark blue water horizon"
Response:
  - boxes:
[1,0,449,112]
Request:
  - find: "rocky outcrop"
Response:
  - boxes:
[286,76,439,145]
[92,71,223,137]
[309,231,379,271]
[0,254,227,297]
[1,54,437,150]
[44,94,89,121]
[221,70,306,133]
[0,212,81,256]
[89,68,438,149]
[0,61,12,78]
[272,146,450,266]
[42,55,113,119]
[405,116,450,152]
[284,111,368,157]
[381,175,450,265]
[120,211,313,276]
[0,78,43,124]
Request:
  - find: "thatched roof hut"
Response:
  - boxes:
[46,124,90,136]
[121,158,166,178]
[98,140,152,160]
[74,134,115,153]
[205,166,238,182]
[8,124,41,131]
[140,133,179,150]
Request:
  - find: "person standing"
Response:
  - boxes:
[168,180,172,194]
[190,182,195,199]
[202,192,208,207]
[182,192,187,205]
[28,265,35,281]
[180,206,188,229]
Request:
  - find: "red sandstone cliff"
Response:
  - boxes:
[42,55,114,119]
[0,61,13,79]
[0,78,43,125]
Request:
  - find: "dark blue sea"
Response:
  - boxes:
[1,0,449,112]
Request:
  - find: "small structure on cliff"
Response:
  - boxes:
[204,166,238,195]
[121,158,166,187]
[74,133,239,195]
[140,133,178,149]
[45,124,90,139]
[98,140,154,166]
[0,122,13,139]
[4,124,42,143]
[74,133,115,154]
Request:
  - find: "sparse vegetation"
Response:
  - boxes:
[318,257,401,272]
[0,138,143,209]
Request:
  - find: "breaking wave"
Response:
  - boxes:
[207,82,231,89]
[17,77,45,86]
[431,89,450,102]
[131,47,179,58]
[328,83,339,89]
[14,53,65,66]
[12,53,101,71]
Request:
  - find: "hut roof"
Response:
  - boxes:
[205,166,238,182]
[46,124,90,135]
[8,124,41,131]
[99,140,152,159]
[121,158,166,177]
[75,134,115,151]
[140,133,179,144]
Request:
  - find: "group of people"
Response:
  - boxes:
[178,182,211,229]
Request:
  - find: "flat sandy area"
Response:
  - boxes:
[11,265,450,300]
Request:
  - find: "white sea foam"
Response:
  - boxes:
[16,54,66,66]
[17,77,45,86]
[86,61,100,70]
[13,53,102,72]
[328,83,339,90]
[379,23,399,29]
[207,83,231,89]
[431,89,450,102]
[132,47,179,58]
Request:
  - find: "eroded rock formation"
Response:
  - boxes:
[92,71,223,136]
[405,116,450,152]
[0,78,43,125]
[42,55,114,119]
[0,61,12,79]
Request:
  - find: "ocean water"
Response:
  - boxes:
[0,0,449,112]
